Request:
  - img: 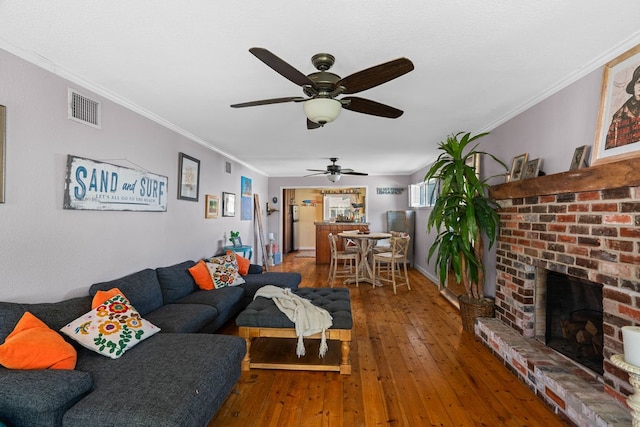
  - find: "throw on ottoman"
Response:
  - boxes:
[235,287,353,374]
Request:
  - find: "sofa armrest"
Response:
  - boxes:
[0,368,93,426]
[247,264,263,275]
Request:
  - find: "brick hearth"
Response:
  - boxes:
[479,157,640,425]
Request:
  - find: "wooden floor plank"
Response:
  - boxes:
[209,255,567,427]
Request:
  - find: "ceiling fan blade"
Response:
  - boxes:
[304,172,328,177]
[230,96,305,108]
[305,169,327,172]
[343,171,368,176]
[307,119,322,130]
[338,58,414,94]
[342,96,403,118]
[249,47,318,89]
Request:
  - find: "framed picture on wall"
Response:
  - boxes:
[509,153,528,181]
[178,152,200,201]
[222,192,235,217]
[593,43,640,165]
[205,194,219,218]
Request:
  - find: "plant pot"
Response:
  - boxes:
[622,325,640,367]
[458,295,495,334]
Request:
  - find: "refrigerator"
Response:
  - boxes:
[291,205,300,251]
[387,210,415,267]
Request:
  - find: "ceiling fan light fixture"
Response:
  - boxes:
[327,173,341,183]
[303,98,341,125]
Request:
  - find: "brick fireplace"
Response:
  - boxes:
[476,157,640,426]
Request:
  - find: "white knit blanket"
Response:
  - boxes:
[254,285,333,358]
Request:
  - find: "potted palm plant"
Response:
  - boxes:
[424,132,507,333]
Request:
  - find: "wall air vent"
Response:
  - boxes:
[68,88,101,128]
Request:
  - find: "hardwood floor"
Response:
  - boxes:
[209,254,567,427]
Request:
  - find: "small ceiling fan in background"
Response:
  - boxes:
[305,158,368,182]
[231,48,414,129]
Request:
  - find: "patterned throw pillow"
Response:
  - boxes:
[206,254,245,288]
[60,294,160,359]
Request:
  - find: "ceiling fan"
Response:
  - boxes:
[305,158,368,182]
[230,48,414,129]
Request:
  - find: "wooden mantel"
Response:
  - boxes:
[489,156,640,200]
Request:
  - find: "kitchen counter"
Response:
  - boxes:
[315,223,369,264]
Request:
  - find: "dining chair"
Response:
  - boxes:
[373,235,411,294]
[342,229,360,254]
[373,230,404,254]
[328,233,359,287]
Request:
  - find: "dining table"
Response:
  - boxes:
[337,231,392,286]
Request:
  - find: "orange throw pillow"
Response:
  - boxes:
[0,312,77,370]
[188,260,215,290]
[92,287,124,309]
[227,250,250,275]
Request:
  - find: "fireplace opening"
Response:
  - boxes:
[544,271,603,375]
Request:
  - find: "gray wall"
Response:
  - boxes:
[411,68,604,294]
[0,41,609,302]
[266,174,412,249]
[0,48,267,303]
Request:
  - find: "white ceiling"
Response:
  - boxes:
[1,1,640,177]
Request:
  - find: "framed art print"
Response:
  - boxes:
[593,43,640,165]
[509,153,528,181]
[178,153,200,201]
[222,192,235,217]
[205,194,219,218]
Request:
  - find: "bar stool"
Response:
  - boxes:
[328,233,359,287]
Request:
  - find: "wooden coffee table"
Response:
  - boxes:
[235,287,352,375]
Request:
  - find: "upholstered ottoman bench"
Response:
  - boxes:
[235,287,353,374]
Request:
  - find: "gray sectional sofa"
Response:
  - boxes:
[0,259,301,427]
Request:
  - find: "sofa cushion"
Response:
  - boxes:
[240,271,302,300]
[62,333,246,427]
[174,286,244,332]
[0,297,92,344]
[60,294,160,359]
[0,368,93,427]
[90,268,163,316]
[0,312,77,370]
[156,260,197,304]
[143,303,218,333]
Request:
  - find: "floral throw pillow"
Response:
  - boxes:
[60,294,160,359]
[206,254,245,288]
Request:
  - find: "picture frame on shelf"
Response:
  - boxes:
[205,194,219,218]
[523,158,542,179]
[231,236,242,247]
[593,43,640,165]
[465,153,481,180]
[222,192,236,217]
[569,145,590,170]
[177,152,200,201]
[509,153,528,181]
